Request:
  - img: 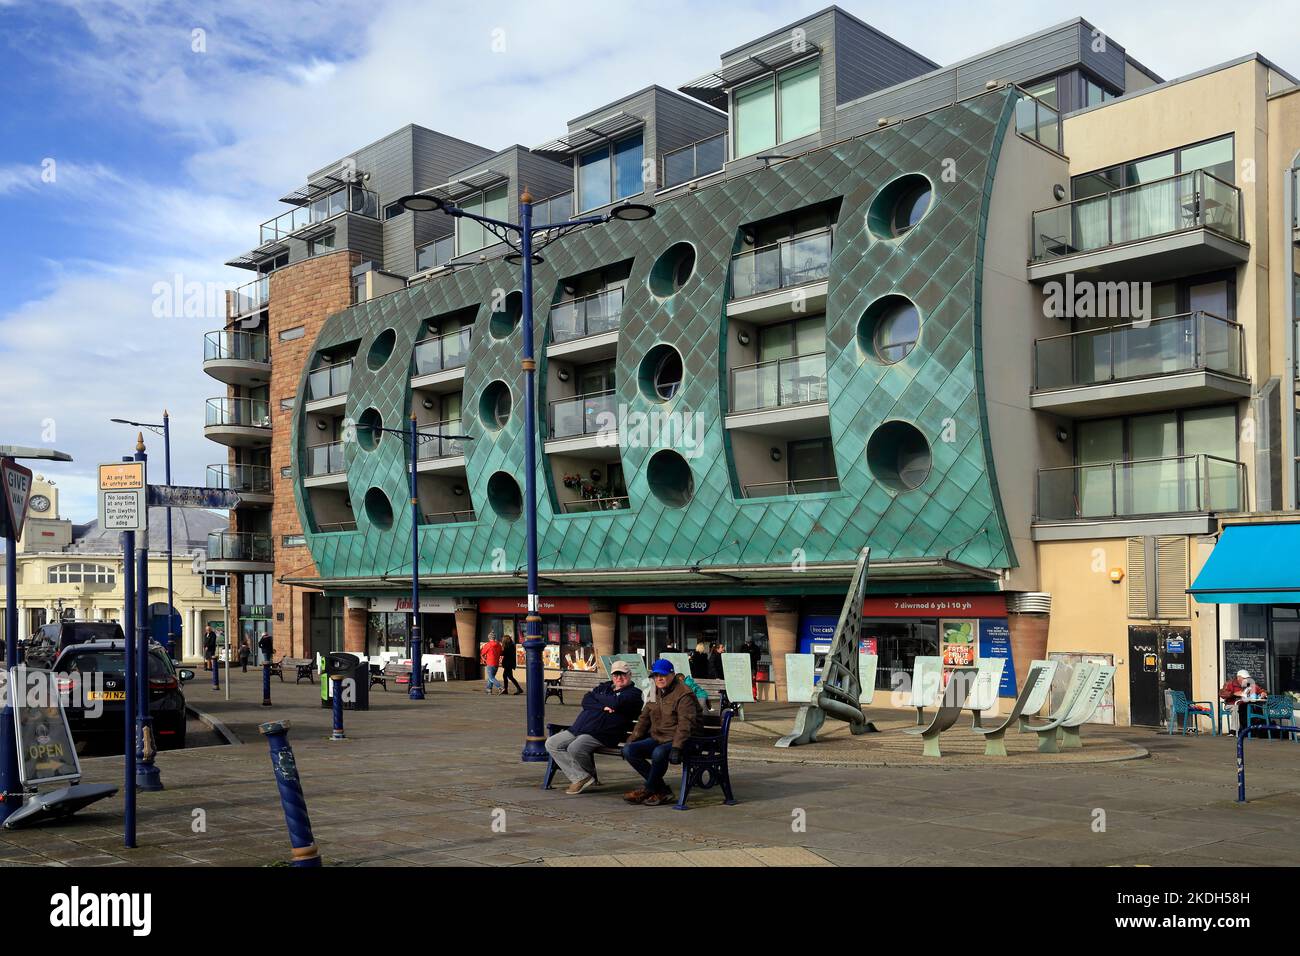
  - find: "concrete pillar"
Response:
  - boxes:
[454,602,478,658]
[765,597,799,702]
[589,599,616,660]
[344,606,367,654]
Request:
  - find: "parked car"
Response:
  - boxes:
[53,640,194,755]
[21,620,125,670]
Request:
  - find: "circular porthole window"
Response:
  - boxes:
[867,174,933,240]
[487,471,523,520]
[367,328,397,370]
[479,381,512,431]
[363,487,394,529]
[490,291,522,340]
[858,295,922,364]
[647,242,696,298]
[638,344,684,403]
[866,421,932,492]
[646,449,695,508]
[356,408,383,451]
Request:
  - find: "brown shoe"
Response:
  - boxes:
[642,790,675,807]
[623,788,649,804]
[565,776,595,795]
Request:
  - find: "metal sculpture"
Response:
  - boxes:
[777,547,877,748]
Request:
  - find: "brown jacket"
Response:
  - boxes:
[628,674,701,749]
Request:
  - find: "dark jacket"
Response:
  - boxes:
[629,674,701,749]
[501,640,517,671]
[708,650,724,680]
[258,634,274,661]
[570,680,643,746]
[689,651,710,678]
[203,631,217,656]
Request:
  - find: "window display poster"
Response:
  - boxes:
[940,619,976,666]
[976,618,1017,696]
[543,644,561,669]
[859,637,877,655]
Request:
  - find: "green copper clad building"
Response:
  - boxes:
[279,9,1137,697]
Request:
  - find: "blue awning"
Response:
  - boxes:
[1189,523,1300,604]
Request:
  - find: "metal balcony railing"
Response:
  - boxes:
[551,288,623,343]
[532,191,573,228]
[1013,90,1062,152]
[205,397,271,429]
[730,352,827,412]
[206,464,271,495]
[308,360,353,401]
[730,227,832,300]
[1036,454,1245,521]
[413,327,471,375]
[1031,169,1243,262]
[742,477,840,498]
[204,330,269,364]
[415,422,466,460]
[230,275,269,317]
[661,132,727,189]
[1034,311,1245,390]
[207,531,273,563]
[549,390,617,439]
[422,509,476,525]
[307,441,345,476]
[561,496,630,513]
[317,521,357,533]
[259,185,378,245]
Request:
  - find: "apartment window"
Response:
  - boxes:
[757,315,825,362]
[732,58,820,159]
[280,466,293,479]
[203,571,228,591]
[279,398,295,411]
[1022,77,1059,110]
[308,231,335,255]
[577,132,644,212]
[279,326,306,341]
[788,437,835,483]
[457,184,508,255]
[48,563,115,585]
[1082,75,1116,107]
[282,535,306,548]
[1072,135,1236,198]
[383,202,405,221]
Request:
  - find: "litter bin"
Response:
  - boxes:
[321,652,369,711]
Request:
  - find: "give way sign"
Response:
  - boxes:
[1,459,33,540]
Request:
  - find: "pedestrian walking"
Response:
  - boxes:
[480,635,505,695]
[238,636,251,672]
[203,625,218,672]
[500,635,523,695]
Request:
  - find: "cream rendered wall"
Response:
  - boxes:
[980,124,1072,592]
[1265,88,1300,495]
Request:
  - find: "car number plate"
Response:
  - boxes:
[87,691,126,701]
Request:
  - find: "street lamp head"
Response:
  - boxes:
[398,193,449,214]
[0,446,72,462]
[609,202,656,222]
[504,251,545,266]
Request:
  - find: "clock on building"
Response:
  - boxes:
[29,495,51,513]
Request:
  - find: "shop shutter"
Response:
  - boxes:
[1126,537,1151,619]
[1155,535,1189,619]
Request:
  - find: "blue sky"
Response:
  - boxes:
[0,0,1297,524]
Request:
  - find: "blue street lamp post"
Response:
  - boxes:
[397,190,654,761]
[134,434,163,791]
[360,416,474,699]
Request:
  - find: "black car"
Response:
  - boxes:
[22,620,125,670]
[53,640,195,755]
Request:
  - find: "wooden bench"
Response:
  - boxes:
[541,710,737,810]
[282,657,314,684]
[546,669,603,705]
[372,661,413,691]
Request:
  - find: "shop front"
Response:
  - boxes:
[478,597,595,670]
[617,599,770,679]
[367,595,458,657]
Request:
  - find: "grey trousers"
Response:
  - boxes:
[545,730,604,783]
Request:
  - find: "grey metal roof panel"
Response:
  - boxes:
[681,38,823,107]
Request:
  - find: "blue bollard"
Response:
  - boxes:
[258,720,321,867]
[330,676,346,740]
[212,650,220,690]
[262,662,272,707]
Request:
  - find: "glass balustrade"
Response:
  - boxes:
[207,531,273,562]
[1036,454,1245,520]
[308,360,353,400]
[204,330,269,364]
[549,391,617,439]
[205,397,271,428]
[662,133,727,189]
[730,228,833,299]
[550,288,624,343]
[730,352,827,412]
[413,327,471,375]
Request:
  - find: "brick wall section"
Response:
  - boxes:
[263,250,362,656]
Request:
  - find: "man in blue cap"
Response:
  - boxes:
[623,658,701,806]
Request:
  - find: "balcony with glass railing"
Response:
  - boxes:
[1029,170,1246,281]
[549,390,617,440]
[412,327,471,377]
[204,397,271,445]
[730,352,827,413]
[416,422,466,462]
[661,133,727,190]
[422,509,476,525]
[206,464,272,501]
[307,360,353,403]
[561,496,630,513]
[207,531,273,566]
[550,288,623,345]
[1036,454,1245,522]
[307,441,345,478]
[258,185,378,245]
[729,228,833,301]
[1013,89,1062,153]
[742,477,840,498]
[1032,311,1249,415]
[203,330,270,386]
[415,234,456,272]
[532,191,573,228]
[229,274,269,318]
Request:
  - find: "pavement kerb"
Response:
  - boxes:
[186,703,241,746]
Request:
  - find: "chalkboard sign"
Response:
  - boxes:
[1223,640,1267,684]
[12,666,82,787]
